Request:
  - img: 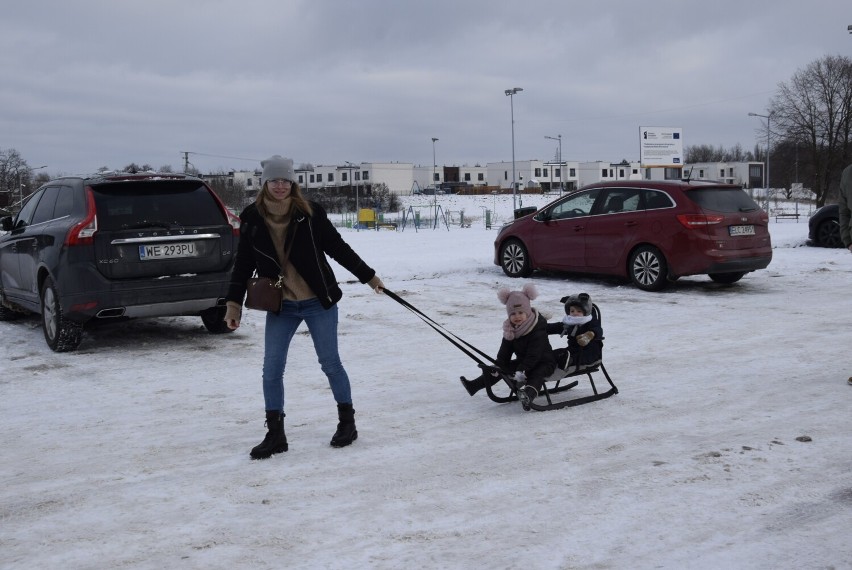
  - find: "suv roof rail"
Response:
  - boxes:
[82,171,200,182]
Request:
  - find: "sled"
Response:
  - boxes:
[482,303,618,411]
[383,288,618,412]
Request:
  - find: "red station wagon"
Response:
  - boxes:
[494,180,772,291]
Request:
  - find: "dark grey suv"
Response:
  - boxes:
[0,172,240,351]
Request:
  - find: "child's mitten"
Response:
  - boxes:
[576,331,595,346]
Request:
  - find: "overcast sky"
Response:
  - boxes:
[2,1,851,176]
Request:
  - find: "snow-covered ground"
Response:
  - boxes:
[2,194,850,569]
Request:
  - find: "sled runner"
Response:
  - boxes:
[480,303,618,411]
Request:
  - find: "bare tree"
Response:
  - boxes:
[205,171,246,210]
[121,163,154,173]
[369,182,399,212]
[0,148,32,208]
[769,54,852,206]
[685,144,756,163]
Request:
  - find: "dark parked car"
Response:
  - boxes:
[0,172,240,351]
[494,180,772,291]
[807,204,842,248]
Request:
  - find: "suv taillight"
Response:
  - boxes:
[208,188,240,236]
[676,213,724,229]
[226,210,241,235]
[65,188,98,246]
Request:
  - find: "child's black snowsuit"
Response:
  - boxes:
[547,315,603,369]
[497,313,557,391]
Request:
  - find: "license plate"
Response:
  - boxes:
[729,225,755,236]
[139,242,198,260]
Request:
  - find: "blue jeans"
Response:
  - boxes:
[261,298,352,412]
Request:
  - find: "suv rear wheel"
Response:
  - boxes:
[817,218,841,248]
[41,276,83,352]
[629,245,668,291]
[201,306,234,334]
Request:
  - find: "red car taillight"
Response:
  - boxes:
[64,188,98,246]
[676,213,725,229]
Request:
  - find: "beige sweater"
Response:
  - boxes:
[261,196,315,302]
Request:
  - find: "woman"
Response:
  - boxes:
[224,155,384,460]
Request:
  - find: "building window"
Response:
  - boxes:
[555,168,560,178]
[310,174,315,183]
[602,169,607,177]
[247,178,253,187]
[362,171,369,181]
[317,173,323,182]
[328,173,334,182]
[355,172,361,181]
[534,168,541,177]
[464,173,471,181]
[720,169,724,177]
[699,169,704,178]
[543,168,548,177]
[619,169,625,178]
[504,171,508,180]
[434,173,439,182]
[342,172,348,182]
[478,173,484,181]
[569,168,576,177]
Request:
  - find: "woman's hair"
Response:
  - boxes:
[256,180,313,218]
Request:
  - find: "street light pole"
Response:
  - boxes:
[431,137,439,202]
[345,160,358,220]
[748,112,772,209]
[505,87,523,211]
[545,134,562,194]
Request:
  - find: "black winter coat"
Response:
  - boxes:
[546,316,603,365]
[496,313,556,377]
[226,201,376,309]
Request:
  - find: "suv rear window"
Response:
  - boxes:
[92,180,226,231]
[683,187,760,213]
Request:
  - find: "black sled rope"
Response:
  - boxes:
[382,288,499,372]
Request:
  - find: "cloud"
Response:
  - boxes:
[1,0,849,175]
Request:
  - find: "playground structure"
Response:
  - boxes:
[341,208,398,230]
[338,205,484,232]
[400,203,450,231]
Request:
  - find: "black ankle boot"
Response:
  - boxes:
[460,371,501,396]
[330,403,357,448]
[250,411,288,460]
[460,375,484,396]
